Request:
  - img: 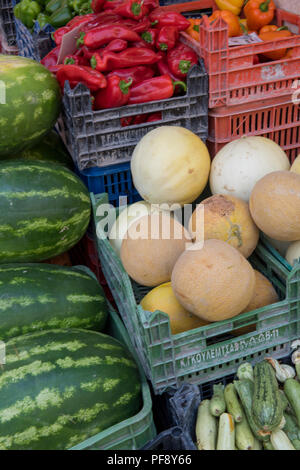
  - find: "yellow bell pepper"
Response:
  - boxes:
[215,0,244,16]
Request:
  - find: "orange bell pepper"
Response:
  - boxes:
[209,10,242,37]
[239,18,257,34]
[259,28,293,61]
[186,18,201,41]
[244,0,276,31]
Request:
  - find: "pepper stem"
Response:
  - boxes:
[76,31,85,48]
[90,55,97,69]
[173,80,187,92]
[119,78,133,95]
[260,0,271,12]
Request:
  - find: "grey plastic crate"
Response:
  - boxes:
[0,0,16,46]
[56,60,208,171]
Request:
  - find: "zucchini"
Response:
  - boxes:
[210,383,226,417]
[270,429,295,450]
[283,412,300,450]
[235,408,255,450]
[252,360,283,432]
[237,362,254,382]
[234,379,270,442]
[252,437,263,450]
[263,440,274,450]
[196,400,217,450]
[284,378,300,428]
[216,413,235,450]
[279,390,289,412]
[224,383,243,423]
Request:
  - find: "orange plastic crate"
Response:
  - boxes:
[207,94,300,162]
[165,1,300,108]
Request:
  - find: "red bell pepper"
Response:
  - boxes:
[104,38,128,52]
[107,65,155,85]
[167,44,198,80]
[81,25,140,48]
[143,0,159,12]
[132,114,149,124]
[67,14,97,28]
[156,26,178,52]
[56,65,107,92]
[156,56,186,94]
[132,40,154,50]
[91,47,160,71]
[147,112,162,122]
[52,26,70,46]
[91,0,106,13]
[79,13,123,33]
[121,116,134,126]
[149,9,190,31]
[94,75,132,109]
[141,28,157,46]
[103,0,124,10]
[130,17,151,33]
[41,45,60,69]
[64,55,81,65]
[113,0,149,20]
[128,74,186,104]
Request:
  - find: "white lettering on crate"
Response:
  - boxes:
[180,329,280,369]
[261,64,285,81]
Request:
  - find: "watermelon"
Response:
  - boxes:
[2,130,73,168]
[0,55,61,157]
[0,329,142,450]
[0,264,108,341]
[0,160,91,263]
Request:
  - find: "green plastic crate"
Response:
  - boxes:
[70,301,156,450]
[92,193,300,395]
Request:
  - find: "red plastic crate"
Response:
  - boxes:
[207,94,300,162]
[167,1,300,108]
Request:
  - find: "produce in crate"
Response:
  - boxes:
[1,130,72,168]
[109,200,168,257]
[291,155,300,175]
[120,213,191,287]
[208,10,242,38]
[171,239,256,322]
[0,328,142,450]
[249,171,300,241]
[285,242,300,266]
[0,264,108,341]
[0,161,91,263]
[140,282,209,335]
[188,194,259,258]
[131,126,211,206]
[0,55,61,157]
[209,136,291,202]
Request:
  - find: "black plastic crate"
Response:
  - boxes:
[57,60,208,171]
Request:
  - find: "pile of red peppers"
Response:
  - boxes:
[41,0,198,123]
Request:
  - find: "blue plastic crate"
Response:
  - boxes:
[76,163,142,207]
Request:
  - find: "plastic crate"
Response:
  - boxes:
[174,1,300,108]
[69,300,156,450]
[91,192,300,395]
[76,163,141,207]
[56,60,208,171]
[141,426,195,450]
[0,0,16,46]
[207,94,300,163]
[0,16,17,53]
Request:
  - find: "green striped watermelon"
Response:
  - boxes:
[3,130,73,168]
[0,264,108,341]
[0,160,91,263]
[0,329,142,450]
[0,55,61,156]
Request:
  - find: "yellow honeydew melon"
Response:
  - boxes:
[140,282,209,335]
[109,200,168,257]
[285,241,300,266]
[171,239,256,322]
[188,194,259,258]
[232,270,279,336]
[291,155,300,175]
[130,126,211,206]
[249,171,300,241]
[121,213,191,287]
[209,136,290,202]
[264,235,291,257]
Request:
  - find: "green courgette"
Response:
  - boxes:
[284,379,300,428]
[210,383,226,417]
[283,412,300,450]
[196,400,217,450]
[270,429,296,450]
[235,408,255,450]
[263,440,274,450]
[216,413,235,450]
[234,379,270,442]
[224,383,243,423]
[252,360,283,432]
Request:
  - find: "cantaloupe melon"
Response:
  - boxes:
[121,213,191,287]
[249,171,300,241]
[285,241,300,266]
[233,270,279,336]
[131,126,211,206]
[291,155,300,175]
[188,194,259,258]
[140,282,209,335]
[171,239,256,322]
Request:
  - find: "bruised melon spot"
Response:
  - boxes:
[202,194,235,217]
